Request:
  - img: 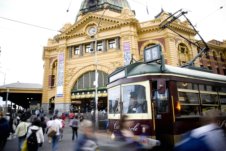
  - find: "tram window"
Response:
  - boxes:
[122,85,147,114]
[108,87,120,114]
[220,95,226,104]
[153,89,169,113]
[200,94,218,104]
[202,106,218,114]
[199,84,205,91]
[177,82,198,90]
[180,105,199,116]
[219,87,226,93]
[199,84,217,92]
[178,92,199,104]
[220,95,226,113]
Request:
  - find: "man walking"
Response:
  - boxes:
[47,115,62,151]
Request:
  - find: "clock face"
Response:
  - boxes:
[88,26,97,36]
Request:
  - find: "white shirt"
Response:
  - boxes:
[47,119,62,135]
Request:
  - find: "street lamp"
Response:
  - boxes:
[93,9,106,130]
[5,88,9,114]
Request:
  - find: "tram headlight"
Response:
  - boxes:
[176,101,181,111]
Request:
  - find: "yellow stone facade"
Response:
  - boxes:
[42,4,226,112]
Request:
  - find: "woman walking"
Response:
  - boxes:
[15,116,30,151]
[26,118,44,151]
[69,115,79,140]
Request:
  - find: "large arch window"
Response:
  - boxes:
[178,43,190,66]
[49,60,57,88]
[73,70,108,91]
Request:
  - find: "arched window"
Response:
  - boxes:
[212,51,217,60]
[73,70,108,90]
[220,52,225,62]
[49,60,57,88]
[144,43,156,49]
[178,43,189,66]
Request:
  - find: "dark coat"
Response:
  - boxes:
[0,118,10,139]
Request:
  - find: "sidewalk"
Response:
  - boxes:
[3,123,111,151]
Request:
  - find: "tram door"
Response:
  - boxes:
[152,80,174,150]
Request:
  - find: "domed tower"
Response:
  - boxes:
[77,0,131,20]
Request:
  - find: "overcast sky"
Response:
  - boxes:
[0,0,225,85]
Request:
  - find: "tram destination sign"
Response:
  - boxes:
[144,44,161,63]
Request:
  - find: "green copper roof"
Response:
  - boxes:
[109,62,226,83]
[79,0,131,14]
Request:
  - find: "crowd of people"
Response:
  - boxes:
[0,108,89,151]
[0,107,225,151]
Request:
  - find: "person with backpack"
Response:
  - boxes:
[70,115,79,140]
[26,118,44,151]
[15,115,31,151]
[47,115,62,151]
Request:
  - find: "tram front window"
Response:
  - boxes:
[122,85,147,114]
[108,87,120,114]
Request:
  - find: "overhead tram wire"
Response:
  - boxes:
[195,4,225,27]
[66,0,73,12]
[0,16,61,33]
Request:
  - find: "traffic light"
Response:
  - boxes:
[90,100,95,109]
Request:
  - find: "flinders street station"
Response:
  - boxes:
[41,0,226,113]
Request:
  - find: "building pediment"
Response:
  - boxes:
[56,13,134,40]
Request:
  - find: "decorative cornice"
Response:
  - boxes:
[57,17,139,40]
[169,23,196,35]
[57,13,125,40]
[44,46,58,51]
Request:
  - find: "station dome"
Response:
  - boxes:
[78,0,131,15]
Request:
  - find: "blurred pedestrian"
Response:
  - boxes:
[8,114,15,139]
[69,112,75,119]
[79,115,84,122]
[0,112,10,151]
[69,115,79,140]
[15,115,31,151]
[59,117,65,141]
[40,116,47,134]
[174,109,226,151]
[47,115,62,151]
[113,115,143,151]
[26,118,44,151]
[74,119,97,151]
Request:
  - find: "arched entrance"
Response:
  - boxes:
[49,96,55,114]
[70,70,108,114]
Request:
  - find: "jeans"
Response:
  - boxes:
[72,127,78,140]
[52,135,60,151]
[18,136,26,151]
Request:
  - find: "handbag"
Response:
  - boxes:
[21,139,28,151]
[47,126,57,137]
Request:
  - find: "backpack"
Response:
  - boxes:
[47,126,57,137]
[27,129,38,150]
